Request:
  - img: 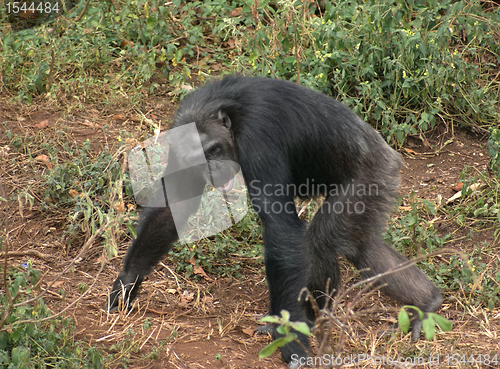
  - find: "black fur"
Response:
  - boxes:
[108,76,442,367]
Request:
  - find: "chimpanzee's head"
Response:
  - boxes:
[171,110,239,191]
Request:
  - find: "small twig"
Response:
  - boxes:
[0,173,13,331]
[41,287,64,299]
[74,0,91,22]
[46,48,55,92]
[0,173,9,292]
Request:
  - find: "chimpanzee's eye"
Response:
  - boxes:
[206,145,222,158]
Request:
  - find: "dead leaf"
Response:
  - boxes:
[178,290,195,307]
[242,328,255,336]
[35,154,52,169]
[182,290,194,299]
[451,182,463,192]
[230,7,242,17]
[113,114,126,121]
[120,40,135,48]
[129,115,141,123]
[52,281,64,288]
[446,182,484,204]
[34,120,49,129]
[179,83,193,92]
[113,201,125,213]
[19,9,37,19]
[225,39,236,49]
[404,147,418,155]
[202,295,213,304]
[190,257,214,281]
[79,120,96,128]
[0,146,10,158]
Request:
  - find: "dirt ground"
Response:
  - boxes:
[1,99,499,369]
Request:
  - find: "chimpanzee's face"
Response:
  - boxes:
[172,111,239,191]
[198,112,238,191]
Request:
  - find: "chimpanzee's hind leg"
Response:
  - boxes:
[306,174,442,339]
[346,236,442,339]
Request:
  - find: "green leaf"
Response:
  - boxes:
[126,223,137,238]
[422,315,435,340]
[396,129,405,144]
[147,14,158,30]
[280,310,290,322]
[289,322,311,336]
[259,316,280,324]
[258,335,296,358]
[11,346,30,365]
[398,308,410,333]
[430,313,452,332]
[11,326,23,342]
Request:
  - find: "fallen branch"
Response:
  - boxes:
[0,250,51,261]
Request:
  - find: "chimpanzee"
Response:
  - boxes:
[108,75,443,368]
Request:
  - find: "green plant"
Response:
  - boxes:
[398,305,452,340]
[487,127,500,177]
[449,168,500,227]
[0,264,103,368]
[170,205,263,278]
[232,0,499,145]
[43,139,135,257]
[385,192,451,256]
[431,247,500,310]
[0,0,241,102]
[258,310,311,359]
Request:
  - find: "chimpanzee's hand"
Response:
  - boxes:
[107,272,143,313]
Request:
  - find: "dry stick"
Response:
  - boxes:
[0,290,21,331]
[255,42,279,79]
[0,173,16,331]
[46,48,55,93]
[293,10,301,85]
[0,173,9,292]
[0,250,50,261]
[74,0,91,22]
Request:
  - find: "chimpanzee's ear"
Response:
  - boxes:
[217,110,231,130]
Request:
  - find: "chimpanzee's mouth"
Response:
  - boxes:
[216,177,234,192]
